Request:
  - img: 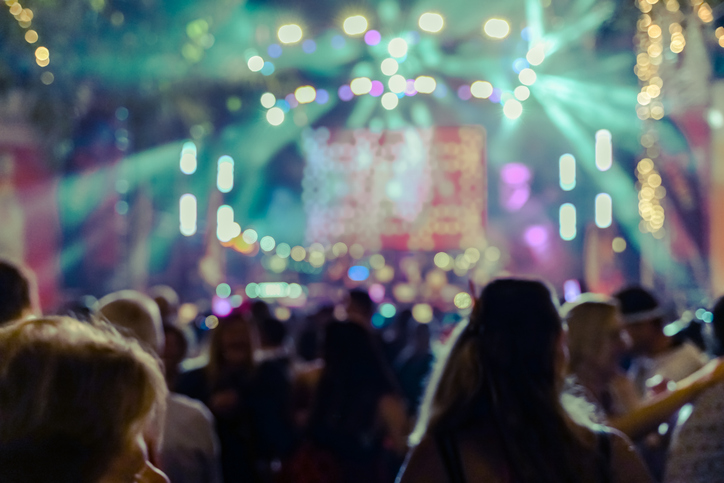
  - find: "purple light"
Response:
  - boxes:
[302,39,317,53]
[501,163,531,185]
[370,80,384,97]
[364,30,381,46]
[212,296,233,317]
[316,89,330,104]
[457,85,472,101]
[285,93,299,108]
[524,225,548,247]
[564,279,582,303]
[503,187,530,211]
[369,283,385,303]
[405,79,417,96]
[338,85,354,101]
[267,43,283,58]
[490,88,502,103]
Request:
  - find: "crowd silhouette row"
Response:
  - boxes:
[1,259,724,482]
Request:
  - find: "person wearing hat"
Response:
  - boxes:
[615,286,709,399]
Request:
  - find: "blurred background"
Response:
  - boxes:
[2,0,724,321]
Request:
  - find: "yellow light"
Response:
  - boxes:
[503,99,523,119]
[518,68,537,86]
[9,3,21,15]
[36,57,49,67]
[611,236,626,253]
[34,46,49,61]
[309,251,326,267]
[349,243,365,259]
[40,71,54,85]
[295,85,316,103]
[278,24,303,44]
[412,303,434,323]
[381,92,399,110]
[388,74,406,93]
[716,27,724,38]
[275,307,291,321]
[381,58,399,76]
[485,246,501,262]
[648,24,662,38]
[291,246,306,262]
[261,92,276,108]
[464,247,481,263]
[387,37,408,58]
[247,56,264,72]
[526,43,545,65]
[433,252,450,269]
[332,242,348,256]
[414,76,436,94]
[343,15,368,36]
[24,29,38,43]
[242,229,258,244]
[350,77,372,95]
[646,84,661,98]
[419,12,444,33]
[454,292,473,309]
[376,266,394,283]
[370,254,385,270]
[514,86,530,101]
[266,107,285,126]
[470,81,493,98]
[483,18,510,39]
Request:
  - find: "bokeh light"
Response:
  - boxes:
[260,92,276,108]
[179,194,197,236]
[276,243,291,258]
[381,92,399,110]
[526,44,546,65]
[595,129,613,171]
[266,107,285,125]
[559,154,576,191]
[412,303,433,323]
[247,56,264,72]
[454,292,473,309]
[380,303,396,318]
[518,68,537,86]
[364,30,381,45]
[387,37,408,58]
[291,246,306,262]
[513,86,530,101]
[483,18,510,39]
[470,81,493,99]
[595,193,612,228]
[612,237,627,253]
[348,265,370,281]
[179,142,197,174]
[388,74,406,93]
[217,156,234,193]
[278,24,303,44]
[216,283,232,298]
[559,204,577,241]
[414,76,437,94]
[503,99,523,119]
[260,235,276,251]
[343,15,368,36]
[381,58,399,76]
[242,228,258,244]
[419,12,444,33]
[295,85,316,104]
[350,77,372,95]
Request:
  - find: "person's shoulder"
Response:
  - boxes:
[167,392,214,424]
[602,428,655,483]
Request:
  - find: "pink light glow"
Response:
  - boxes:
[501,163,531,185]
[524,225,548,247]
[369,283,386,303]
[364,30,381,46]
[370,80,384,97]
[457,85,472,100]
[212,296,233,317]
[405,79,417,96]
[502,186,530,211]
[338,85,354,101]
[285,93,299,109]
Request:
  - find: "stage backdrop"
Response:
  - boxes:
[301,126,487,252]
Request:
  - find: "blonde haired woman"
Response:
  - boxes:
[0,317,169,483]
[564,295,724,441]
[398,279,652,483]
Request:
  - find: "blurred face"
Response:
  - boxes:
[221,322,251,367]
[624,320,657,356]
[100,431,169,483]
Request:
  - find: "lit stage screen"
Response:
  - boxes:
[302,126,486,251]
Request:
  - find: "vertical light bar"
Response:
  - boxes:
[180,142,197,174]
[179,194,197,236]
[595,130,612,171]
[217,155,234,193]
[559,154,576,191]
[595,193,613,228]
[559,203,576,240]
[216,205,240,242]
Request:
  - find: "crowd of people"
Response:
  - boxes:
[1,258,724,482]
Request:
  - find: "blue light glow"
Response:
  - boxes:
[348,265,370,281]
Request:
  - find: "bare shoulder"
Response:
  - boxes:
[607,429,655,483]
[397,436,446,483]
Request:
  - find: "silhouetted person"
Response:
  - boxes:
[0,259,38,325]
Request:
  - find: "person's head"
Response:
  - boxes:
[561,294,627,381]
[614,286,665,356]
[148,285,179,326]
[0,317,168,483]
[250,300,272,322]
[0,259,38,325]
[162,323,189,384]
[711,296,724,352]
[346,289,375,327]
[412,278,590,483]
[208,312,255,381]
[99,290,164,354]
[258,317,287,349]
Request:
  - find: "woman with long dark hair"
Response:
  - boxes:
[290,321,408,483]
[398,278,653,483]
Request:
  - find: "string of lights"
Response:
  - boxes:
[4,0,53,84]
